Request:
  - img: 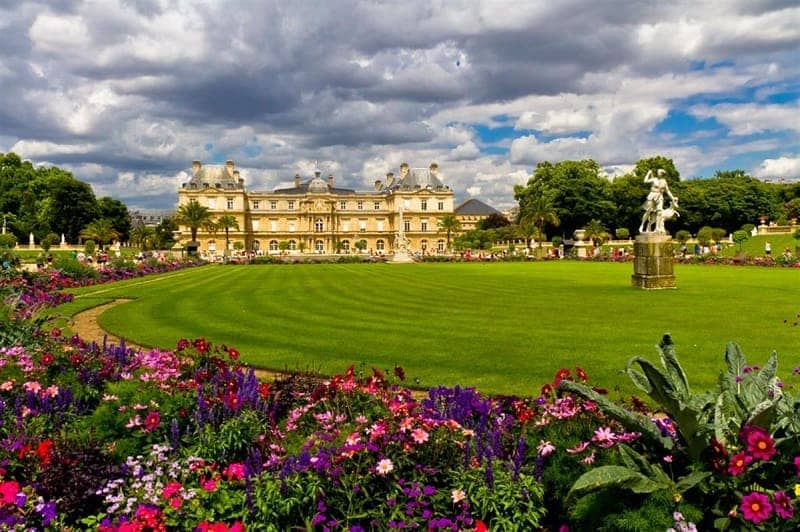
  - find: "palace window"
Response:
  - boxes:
[288,221,296,232]
[374,201,381,210]
[315,218,324,232]
[342,220,350,232]
[437,239,445,253]
[315,240,324,253]
[359,219,367,232]
[340,200,347,210]
[227,198,234,210]
[269,240,278,251]
[341,240,350,252]
[404,220,411,232]
[252,200,260,210]
[270,220,278,232]
[289,240,296,250]
[288,200,295,210]
[253,240,260,251]
[270,200,277,210]
[376,239,385,251]
[421,200,427,211]
[421,239,428,251]
[438,201,444,211]
[377,220,384,231]
[252,219,260,231]
[357,200,364,210]
[421,220,428,232]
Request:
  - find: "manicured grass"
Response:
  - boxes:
[717,233,797,257]
[60,262,800,396]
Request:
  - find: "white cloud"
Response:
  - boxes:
[754,156,800,180]
[466,185,481,196]
[451,141,480,160]
[11,140,97,158]
[689,102,800,135]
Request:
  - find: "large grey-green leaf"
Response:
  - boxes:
[567,466,665,502]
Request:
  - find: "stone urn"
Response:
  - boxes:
[573,229,586,242]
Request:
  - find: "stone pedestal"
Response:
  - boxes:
[632,233,676,289]
[389,250,414,264]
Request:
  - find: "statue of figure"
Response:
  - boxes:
[639,169,676,233]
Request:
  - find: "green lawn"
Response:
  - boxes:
[58,262,800,396]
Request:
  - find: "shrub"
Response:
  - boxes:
[0,233,17,249]
[675,230,690,244]
[551,236,563,248]
[84,239,96,256]
[615,228,629,240]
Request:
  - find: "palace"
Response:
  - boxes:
[177,160,459,255]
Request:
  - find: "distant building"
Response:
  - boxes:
[177,160,456,255]
[454,198,504,231]
[131,210,174,227]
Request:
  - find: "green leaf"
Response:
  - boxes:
[567,466,664,502]
[724,342,746,381]
[628,357,680,413]
[659,335,690,399]
[713,390,740,444]
[753,352,777,391]
[675,470,710,492]
[746,399,777,429]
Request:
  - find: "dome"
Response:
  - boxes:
[308,177,328,193]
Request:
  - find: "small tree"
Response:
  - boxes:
[794,228,800,254]
[84,240,96,256]
[696,226,713,247]
[740,223,755,234]
[355,240,367,253]
[298,241,307,254]
[40,234,58,253]
[0,233,16,249]
[675,230,691,245]
[711,228,727,245]
[732,230,749,253]
[278,241,290,254]
[233,241,244,251]
[552,236,563,248]
[615,228,629,240]
[585,219,610,246]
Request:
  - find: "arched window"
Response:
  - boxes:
[315,218,324,232]
[269,240,279,251]
[289,240,297,250]
[421,239,428,251]
[376,239,385,251]
[341,240,350,252]
[437,239,445,253]
[315,240,324,253]
[252,240,260,251]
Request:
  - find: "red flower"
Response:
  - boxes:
[193,338,209,353]
[575,366,588,382]
[743,426,776,460]
[227,348,239,360]
[728,451,753,476]
[740,491,772,525]
[773,491,794,519]
[40,352,54,366]
[540,383,552,397]
[35,439,54,466]
[50,328,62,338]
[143,411,161,432]
[258,383,271,399]
[162,481,182,499]
[552,368,572,387]
[0,481,20,504]
[474,519,488,532]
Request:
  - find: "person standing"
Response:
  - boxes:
[765,241,771,256]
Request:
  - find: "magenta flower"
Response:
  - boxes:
[740,492,772,525]
[143,411,161,432]
[743,426,776,460]
[773,491,794,519]
[794,456,800,476]
[728,451,753,476]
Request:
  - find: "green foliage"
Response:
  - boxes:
[675,230,690,244]
[193,410,266,463]
[551,236,562,248]
[0,233,16,249]
[52,256,97,279]
[696,226,713,246]
[437,214,461,250]
[615,228,629,240]
[83,239,96,256]
[740,223,755,233]
[455,466,545,530]
[732,230,748,252]
[711,227,727,243]
[80,218,120,250]
[233,241,244,250]
[97,197,131,243]
[477,213,510,230]
[176,200,213,242]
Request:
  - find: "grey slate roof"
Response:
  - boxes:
[454,198,502,216]
[185,165,243,190]
[385,168,449,192]
[272,181,357,195]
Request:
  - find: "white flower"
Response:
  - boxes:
[451,489,466,503]
[375,458,394,476]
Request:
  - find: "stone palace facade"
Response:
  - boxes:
[177,160,456,255]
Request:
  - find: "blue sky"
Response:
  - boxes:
[0,1,798,209]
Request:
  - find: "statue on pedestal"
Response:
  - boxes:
[639,169,678,234]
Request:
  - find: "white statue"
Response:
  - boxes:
[639,169,677,234]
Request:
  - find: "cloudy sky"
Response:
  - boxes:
[1,0,798,211]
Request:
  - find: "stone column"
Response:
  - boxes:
[631,233,676,289]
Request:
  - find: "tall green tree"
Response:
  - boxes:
[98,197,132,243]
[175,201,212,243]
[517,187,560,248]
[154,217,178,249]
[130,224,156,251]
[437,214,461,251]
[79,218,120,251]
[216,215,239,256]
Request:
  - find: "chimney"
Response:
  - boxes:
[233,170,243,187]
[400,162,409,177]
[386,172,394,186]
[374,180,383,191]
[315,170,321,179]
[429,162,439,176]
[225,159,235,177]
[294,173,301,187]
[328,174,334,187]
[192,160,201,176]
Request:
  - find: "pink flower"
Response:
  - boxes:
[592,427,616,447]
[728,452,753,476]
[566,441,590,454]
[170,497,183,509]
[162,481,182,499]
[451,489,466,503]
[744,426,776,461]
[375,458,394,476]
[201,478,217,492]
[223,463,245,481]
[794,456,800,476]
[411,428,429,444]
[581,451,596,465]
[740,491,772,525]
[773,491,794,520]
[230,523,245,532]
[537,440,556,457]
